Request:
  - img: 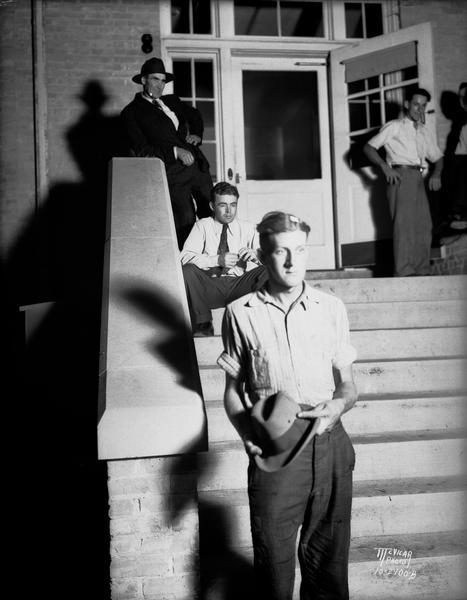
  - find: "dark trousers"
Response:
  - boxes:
[182,263,268,325]
[166,162,212,248]
[387,169,432,276]
[248,421,355,600]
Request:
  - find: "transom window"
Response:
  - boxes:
[344,1,383,39]
[168,1,387,39]
[171,0,212,34]
[234,0,324,37]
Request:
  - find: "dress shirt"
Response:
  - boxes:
[455,123,467,155]
[180,217,259,276]
[368,116,443,168]
[218,283,357,407]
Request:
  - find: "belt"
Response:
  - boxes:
[391,164,425,172]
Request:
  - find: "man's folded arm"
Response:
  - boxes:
[180,222,220,269]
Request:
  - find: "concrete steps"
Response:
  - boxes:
[199,357,467,399]
[195,326,467,364]
[195,274,467,599]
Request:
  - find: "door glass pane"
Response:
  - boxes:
[349,97,367,132]
[243,71,321,180]
[234,0,278,36]
[280,1,323,37]
[369,92,381,127]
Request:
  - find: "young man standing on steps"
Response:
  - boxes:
[181,182,268,336]
[364,87,443,277]
[218,211,358,600]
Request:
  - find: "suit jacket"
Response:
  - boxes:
[121,93,209,172]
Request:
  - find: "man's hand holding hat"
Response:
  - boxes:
[297,397,346,435]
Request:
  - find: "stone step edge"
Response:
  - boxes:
[203,391,467,408]
[198,475,467,508]
[205,428,467,453]
[200,530,467,564]
[198,355,467,371]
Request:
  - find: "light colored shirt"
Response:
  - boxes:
[217,283,357,407]
[455,123,467,155]
[180,217,260,277]
[368,116,443,168]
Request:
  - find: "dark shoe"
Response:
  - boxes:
[193,321,214,337]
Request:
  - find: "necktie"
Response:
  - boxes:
[217,224,229,255]
[212,224,229,277]
[153,98,179,130]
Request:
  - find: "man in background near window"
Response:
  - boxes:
[446,82,467,231]
[121,57,212,248]
[364,88,443,276]
[181,182,267,336]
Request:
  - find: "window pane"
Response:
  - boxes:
[196,101,215,140]
[348,79,365,95]
[234,0,278,36]
[173,60,192,98]
[345,2,363,38]
[384,65,418,85]
[201,143,217,181]
[365,3,383,38]
[369,92,381,127]
[280,1,323,37]
[349,97,367,132]
[349,129,380,169]
[192,0,211,33]
[195,61,214,97]
[171,0,190,33]
[243,70,321,180]
[366,76,379,91]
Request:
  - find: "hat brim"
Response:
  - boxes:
[254,414,320,473]
[132,72,174,85]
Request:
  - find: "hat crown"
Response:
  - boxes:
[252,393,299,441]
[141,57,167,77]
[132,57,174,84]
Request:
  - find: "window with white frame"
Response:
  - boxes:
[344,1,384,39]
[344,42,419,168]
[172,56,219,181]
[171,0,213,34]
[233,0,324,37]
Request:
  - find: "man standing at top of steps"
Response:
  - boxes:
[181,181,268,336]
[217,211,358,600]
[364,87,443,277]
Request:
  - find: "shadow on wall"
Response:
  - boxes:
[164,446,257,600]
[2,80,128,600]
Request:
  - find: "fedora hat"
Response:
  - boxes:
[251,392,319,472]
[132,57,174,84]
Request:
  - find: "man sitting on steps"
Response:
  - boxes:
[181,181,268,336]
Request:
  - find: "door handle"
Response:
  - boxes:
[227,168,233,180]
[235,173,241,184]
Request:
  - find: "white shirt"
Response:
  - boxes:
[368,116,443,168]
[455,123,467,155]
[218,283,357,407]
[180,217,260,276]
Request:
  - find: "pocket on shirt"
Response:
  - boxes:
[247,348,271,390]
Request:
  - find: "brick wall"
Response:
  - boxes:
[42,0,162,185]
[0,0,36,256]
[108,456,200,600]
[399,0,467,150]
